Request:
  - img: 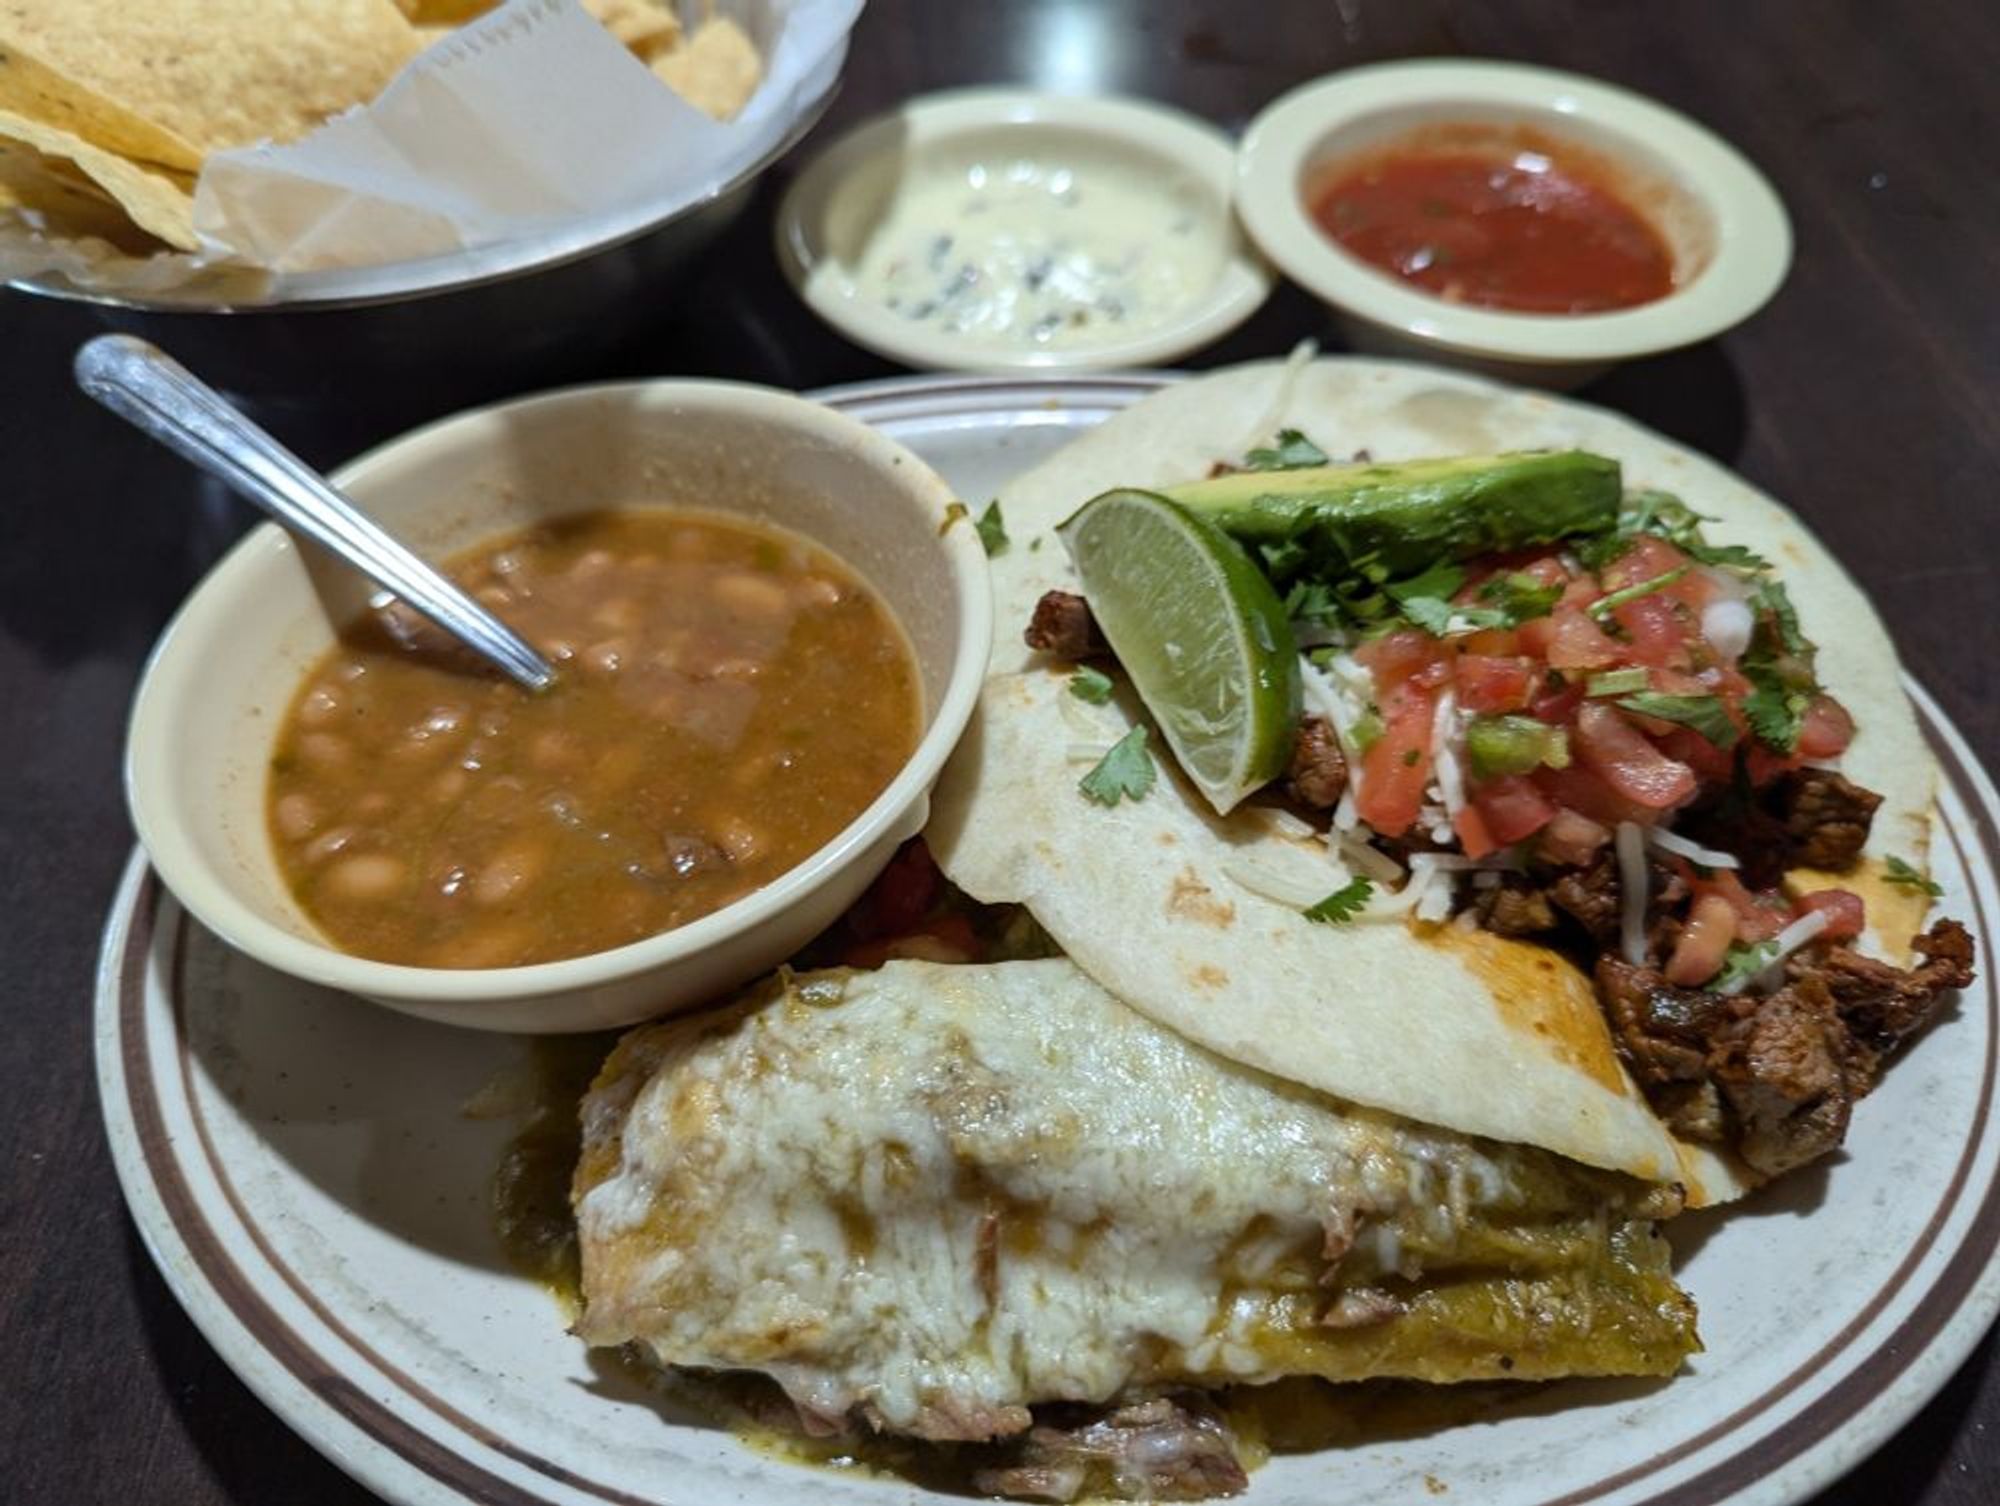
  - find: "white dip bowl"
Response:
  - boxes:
[778,88,1271,372]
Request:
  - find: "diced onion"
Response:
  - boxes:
[1616,821,1650,965]
[1697,564,1755,602]
[1416,883,1457,923]
[1647,826,1742,871]
[1338,833,1405,884]
[1701,597,1755,662]
[1332,782,1361,834]
[1252,807,1318,840]
[1431,691,1464,818]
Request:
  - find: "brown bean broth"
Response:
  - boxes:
[267,508,921,968]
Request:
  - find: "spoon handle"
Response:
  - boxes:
[74,334,556,693]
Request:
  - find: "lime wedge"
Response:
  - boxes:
[1059,488,1301,815]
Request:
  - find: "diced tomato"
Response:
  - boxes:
[1356,628,1445,691]
[1529,673,1586,725]
[1517,555,1571,589]
[1798,695,1856,759]
[1456,654,1535,713]
[1357,680,1437,837]
[1470,773,1558,845]
[1412,657,1455,689]
[1543,608,1624,670]
[1797,888,1867,941]
[1695,870,1788,943]
[1535,763,1665,829]
[1664,893,1738,986]
[1572,702,1698,810]
[1600,534,1690,593]
[1611,592,1694,669]
[844,838,940,940]
[1558,573,1602,612]
[1538,807,1612,866]
[1452,805,1498,860]
[1655,726,1737,786]
[1461,626,1521,657]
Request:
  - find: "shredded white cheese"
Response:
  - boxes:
[1431,690,1465,820]
[1647,826,1741,870]
[1721,909,1833,996]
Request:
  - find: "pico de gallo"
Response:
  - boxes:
[1026,439,1975,1178]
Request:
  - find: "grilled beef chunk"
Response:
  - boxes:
[1549,853,1689,959]
[1024,590,1108,659]
[1285,715,1349,809]
[1551,856,1623,944]
[972,1397,1249,1503]
[1596,922,1975,1176]
[1789,919,1976,1068]
[1708,977,1856,1176]
[1477,876,1558,937]
[1594,957,1735,1088]
[1779,770,1882,871]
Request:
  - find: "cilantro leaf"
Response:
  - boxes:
[1283,579,1342,628]
[1884,855,1945,898]
[1739,578,1819,753]
[1078,725,1155,807]
[1245,429,1331,471]
[1575,489,1772,574]
[1068,666,1114,705]
[1303,876,1374,924]
[1713,940,1779,994]
[1615,692,1741,748]
[1684,540,1773,571]
[1742,672,1809,753]
[1383,559,1466,634]
[1477,571,1562,626]
[1589,565,1691,621]
[1258,537,1311,580]
[974,499,1010,556]
[1754,577,1806,655]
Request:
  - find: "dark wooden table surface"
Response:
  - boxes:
[4,2,1996,1502]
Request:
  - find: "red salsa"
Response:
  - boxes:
[1310,137,1676,314]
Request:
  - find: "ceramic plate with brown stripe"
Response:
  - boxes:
[95,375,2000,1506]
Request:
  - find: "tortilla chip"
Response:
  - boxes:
[649,15,761,120]
[0,106,194,248]
[0,134,164,249]
[584,0,682,54]
[393,0,492,20]
[0,0,421,157]
[0,39,203,172]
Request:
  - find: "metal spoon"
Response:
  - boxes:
[74,334,556,693]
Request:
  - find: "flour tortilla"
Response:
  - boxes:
[928,358,1936,1207]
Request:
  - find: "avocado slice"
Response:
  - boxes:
[1160,449,1622,580]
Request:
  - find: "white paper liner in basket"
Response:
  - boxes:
[0,0,858,305]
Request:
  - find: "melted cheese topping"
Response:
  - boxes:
[569,961,1670,1434]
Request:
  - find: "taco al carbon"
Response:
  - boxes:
[929,358,1973,1202]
